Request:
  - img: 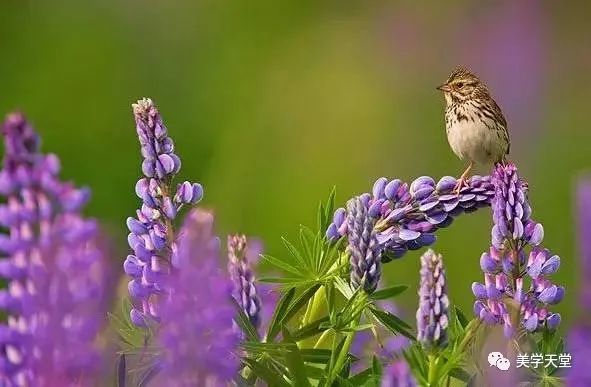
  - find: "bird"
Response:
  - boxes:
[436,67,510,193]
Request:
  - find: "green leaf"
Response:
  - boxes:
[282,284,322,328]
[109,298,152,349]
[231,298,260,342]
[281,237,310,273]
[449,367,471,382]
[348,367,380,387]
[266,288,296,341]
[242,358,290,387]
[370,285,408,300]
[318,187,336,233]
[371,355,383,378]
[298,348,333,364]
[454,306,470,329]
[371,308,416,341]
[262,254,303,277]
[291,316,330,341]
[282,327,312,387]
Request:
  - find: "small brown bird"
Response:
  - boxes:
[437,67,510,192]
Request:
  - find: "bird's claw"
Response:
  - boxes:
[453,178,468,195]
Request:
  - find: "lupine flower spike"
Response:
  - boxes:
[416,249,449,349]
[155,209,240,386]
[228,234,262,329]
[0,113,111,385]
[472,163,562,337]
[347,196,382,293]
[124,98,204,327]
[328,175,494,262]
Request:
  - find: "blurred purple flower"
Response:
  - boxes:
[228,234,262,329]
[156,209,240,385]
[566,324,591,385]
[0,113,111,385]
[328,175,494,262]
[124,98,204,327]
[381,360,417,387]
[416,249,449,349]
[473,163,562,337]
[351,299,408,374]
[457,0,548,143]
[576,177,591,309]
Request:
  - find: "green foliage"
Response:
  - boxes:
[235,191,569,386]
[237,191,415,385]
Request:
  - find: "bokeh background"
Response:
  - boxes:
[1,1,589,330]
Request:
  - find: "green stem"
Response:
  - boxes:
[428,354,439,386]
[328,328,356,384]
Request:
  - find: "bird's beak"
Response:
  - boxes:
[436,83,451,92]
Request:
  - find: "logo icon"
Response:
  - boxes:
[488,351,511,371]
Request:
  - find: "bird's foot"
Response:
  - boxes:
[452,178,468,195]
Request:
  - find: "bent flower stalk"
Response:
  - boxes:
[328,175,494,262]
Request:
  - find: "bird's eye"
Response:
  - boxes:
[456,82,464,89]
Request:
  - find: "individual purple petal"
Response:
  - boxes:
[479,252,498,273]
[372,177,388,199]
[398,228,420,241]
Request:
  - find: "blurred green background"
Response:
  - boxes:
[1,1,589,329]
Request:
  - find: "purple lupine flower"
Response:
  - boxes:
[472,163,562,337]
[381,360,417,387]
[567,324,591,386]
[576,177,591,309]
[155,209,240,386]
[228,234,262,329]
[328,175,494,262]
[566,177,591,384]
[124,98,204,327]
[0,113,111,385]
[347,196,382,293]
[416,249,449,349]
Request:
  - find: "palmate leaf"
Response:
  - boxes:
[266,284,321,341]
[109,298,152,349]
[242,358,291,387]
[291,316,330,341]
[266,287,296,341]
[262,189,346,293]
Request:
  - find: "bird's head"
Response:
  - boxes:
[437,67,486,104]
